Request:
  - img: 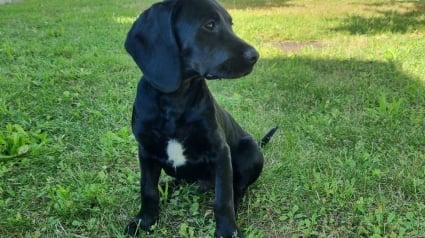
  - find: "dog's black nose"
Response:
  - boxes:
[243,48,259,65]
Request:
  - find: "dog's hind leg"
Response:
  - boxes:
[231,136,264,213]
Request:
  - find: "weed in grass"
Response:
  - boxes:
[0,124,47,161]
[365,93,404,124]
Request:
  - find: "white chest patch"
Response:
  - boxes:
[166,139,187,168]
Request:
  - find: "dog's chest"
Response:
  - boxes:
[138,118,215,169]
[165,138,187,168]
[140,128,216,181]
[134,79,218,177]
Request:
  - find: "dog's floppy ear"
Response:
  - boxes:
[125,1,181,93]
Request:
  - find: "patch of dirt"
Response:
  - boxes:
[272,41,325,53]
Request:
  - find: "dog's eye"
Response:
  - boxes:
[204,21,215,31]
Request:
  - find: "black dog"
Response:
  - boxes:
[124,0,277,237]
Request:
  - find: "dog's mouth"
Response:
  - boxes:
[205,74,223,80]
[205,74,217,79]
[204,68,253,80]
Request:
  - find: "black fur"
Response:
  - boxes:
[123,0,276,237]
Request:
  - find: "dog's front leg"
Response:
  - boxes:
[125,146,161,236]
[214,144,243,238]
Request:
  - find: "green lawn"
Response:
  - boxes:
[1,0,424,237]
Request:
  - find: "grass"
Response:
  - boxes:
[0,0,424,237]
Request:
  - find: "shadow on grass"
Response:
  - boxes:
[253,55,425,151]
[331,2,425,34]
[245,56,425,237]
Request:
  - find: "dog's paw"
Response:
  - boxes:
[124,216,157,237]
[215,227,243,238]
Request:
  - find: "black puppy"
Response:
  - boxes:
[124,0,277,237]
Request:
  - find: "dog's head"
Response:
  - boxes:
[125,0,259,93]
[173,0,259,80]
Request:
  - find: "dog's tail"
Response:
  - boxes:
[258,126,278,148]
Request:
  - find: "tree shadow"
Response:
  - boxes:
[248,55,425,152]
[331,2,425,34]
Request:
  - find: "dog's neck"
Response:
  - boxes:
[149,75,213,110]
[173,75,205,95]
[151,76,215,131]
